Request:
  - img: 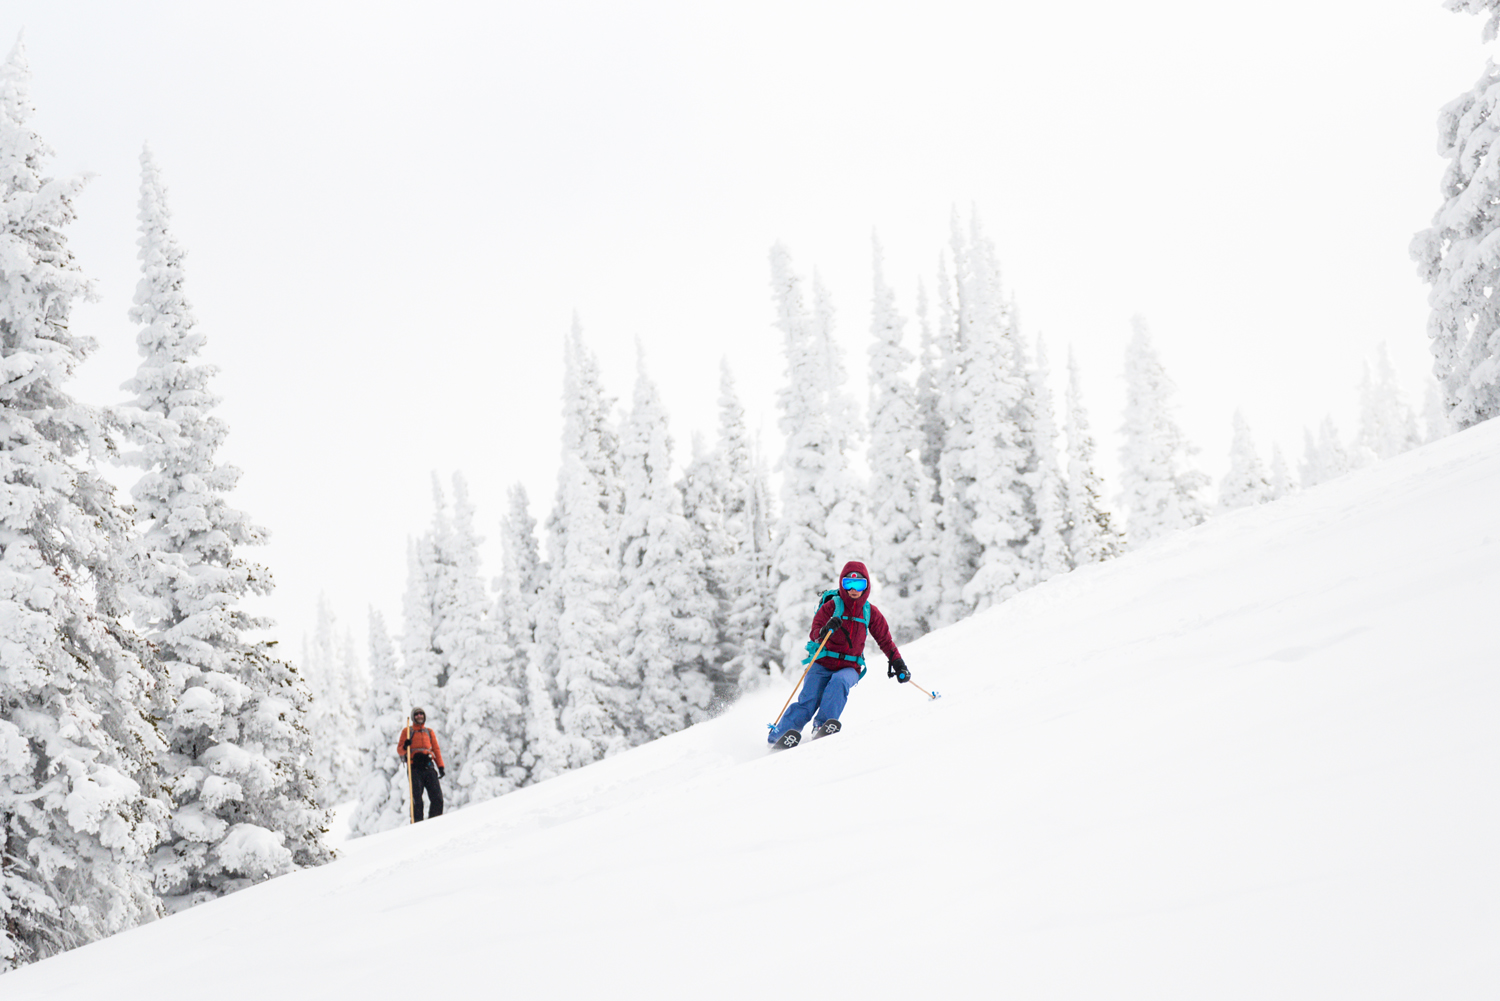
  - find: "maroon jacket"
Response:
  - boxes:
[808,560,902,671]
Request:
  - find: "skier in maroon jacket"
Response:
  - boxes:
[767,560,910,747]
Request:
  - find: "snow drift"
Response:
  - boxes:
[7,421,1498,1000]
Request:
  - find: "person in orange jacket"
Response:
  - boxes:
[397,708,445,821]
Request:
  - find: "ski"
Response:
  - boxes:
[811,719,841,739]
[770,728,802,750]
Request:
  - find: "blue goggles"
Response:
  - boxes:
[841,576,868,593]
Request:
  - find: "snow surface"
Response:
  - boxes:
[8,421,1499,999]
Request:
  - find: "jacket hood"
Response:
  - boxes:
[837,560,871,605]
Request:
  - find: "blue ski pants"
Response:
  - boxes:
[769,664,861,742]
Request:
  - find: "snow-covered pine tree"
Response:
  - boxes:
[811,272,871,565]
[950,212,1031,613]
[1117,315,1209,545]
[496,484,567,785]
[1063,347,1124,565]
[303,596,359,806]
[1356,344,1421,461]
[119,145,328,909]
[1,41,170,969]
[440,473,524,808]
[768,244,842,670]
[1298,416,1353,489]
[1024,334,1069,584]
[400,531,443,720]
[722,443,778,692]
[676,430,733,697]
[348,610,409,836]
[708,362,777,693]
[1268,444,1296,500]
[930,247,976,628]
[1445,0,1500,42]
[1217,411,1274,512]
[549,323,628,764]
[1412,42,1500,429]
[866,235,937,640]
[617,354,716,742]
[913,276,947,508]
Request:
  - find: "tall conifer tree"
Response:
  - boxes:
[707,363,778,692]
[866,235,937,639]
[1024,335,1070,583]
[768,244,841,670]
[1,41,170,968]
[1412,7,1500,428]
[550,324,628,764]
[1355,345,1421,460]
[496,484,567,784]
[617,356,716,741]
[120,145,328,908]
[1118,315,1208,545]
[348,610,409,836]
[1217,411,1274,512]
[1063,348,1123,565]
[441,474,524,807]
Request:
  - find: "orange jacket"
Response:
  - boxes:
[397,725,445,769]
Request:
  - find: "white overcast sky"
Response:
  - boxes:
[7,1,1489,658]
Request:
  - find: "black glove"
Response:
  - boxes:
[438,766,446,778]
[888,658,910,683]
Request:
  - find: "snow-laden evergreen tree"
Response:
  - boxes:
[348,610,409,836]
[440,474,524,808]
[549,324,628,764]
[722,440,779,692]
[400,530,442,722]
[913,276,947,508]
[811,272,871,565]
[706,362,777,693]
[496,484,566,785]
[1411,43,1500,429]
[676,430,733,696]
[768,244,843,670]
[1117,315,1208,545]
[948,212,1032,613]
[1,40,170,969]
[1299,416,1353,489]
[303,597,360,806]
[866,236,938,640]
[1217,411,1274,513]
[929,248,975,628]
[617,355,716,742]
[1356,344,1421,461]
[1063,348,1124,566]
[1268,444,1296,500]
[1446,0,1500,42]
[119,145,328,909]
[1024,335,1069,584]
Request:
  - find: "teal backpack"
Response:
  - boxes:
[804,590,871,678]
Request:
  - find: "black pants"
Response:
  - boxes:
[409,756,443,821]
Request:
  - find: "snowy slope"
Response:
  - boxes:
[9,422,1498,1000]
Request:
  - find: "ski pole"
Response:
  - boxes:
[403,716,416,825]
[771,630,834,728]
[907,679,940,701]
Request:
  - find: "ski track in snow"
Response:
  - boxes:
[7,423,1499,999]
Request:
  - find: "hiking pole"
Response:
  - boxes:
[770,629,835,730]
